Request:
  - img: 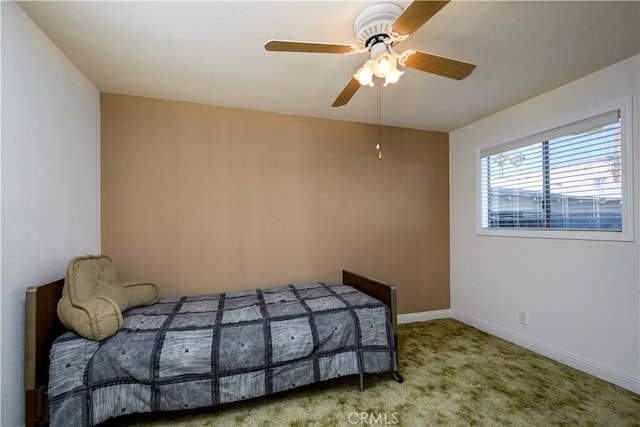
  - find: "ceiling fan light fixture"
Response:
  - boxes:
[355,48,405,87]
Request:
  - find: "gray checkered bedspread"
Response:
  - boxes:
[49,282,396,426]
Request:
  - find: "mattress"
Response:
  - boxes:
[48,282,396,426]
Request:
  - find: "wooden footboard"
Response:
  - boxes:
[25,271,399,426]
[342,270,399,366]
[25,279,65,427]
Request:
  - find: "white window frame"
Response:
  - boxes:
[476,97,634,242]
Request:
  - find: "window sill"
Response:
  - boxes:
[476,227,634,242]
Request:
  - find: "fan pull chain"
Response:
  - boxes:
[377,83,383,160]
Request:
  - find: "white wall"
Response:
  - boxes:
[450,55,640,392]
[1,2,100,425]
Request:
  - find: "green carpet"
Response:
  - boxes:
[103,319,639,426]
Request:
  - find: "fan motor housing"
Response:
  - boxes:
[353,3,403,49]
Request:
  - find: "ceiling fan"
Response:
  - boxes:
[264,1,476,107]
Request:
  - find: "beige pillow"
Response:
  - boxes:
[57,255,159,341]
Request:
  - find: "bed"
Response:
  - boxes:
[25,270,402,426]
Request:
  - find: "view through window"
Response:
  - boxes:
[480,110,623,232]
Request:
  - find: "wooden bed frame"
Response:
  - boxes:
[25,270,400,427]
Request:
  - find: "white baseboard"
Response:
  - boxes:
[451,310,640,394]
[398,309,451,324]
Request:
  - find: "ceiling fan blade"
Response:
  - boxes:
[264,40,354,54]
[332,77,361,107]
[392,0,450,36]
[404,51,476,80]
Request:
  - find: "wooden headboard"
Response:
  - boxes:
[24,271,399,426]
[25,278,65,427]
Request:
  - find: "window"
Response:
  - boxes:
[478,101,633,241]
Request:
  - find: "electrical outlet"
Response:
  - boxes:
[518,310,528,325]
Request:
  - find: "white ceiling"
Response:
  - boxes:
[19,1,640,132]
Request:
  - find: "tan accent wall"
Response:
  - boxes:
[101,93,449,314]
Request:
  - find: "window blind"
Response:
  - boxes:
[480,110,622,231]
